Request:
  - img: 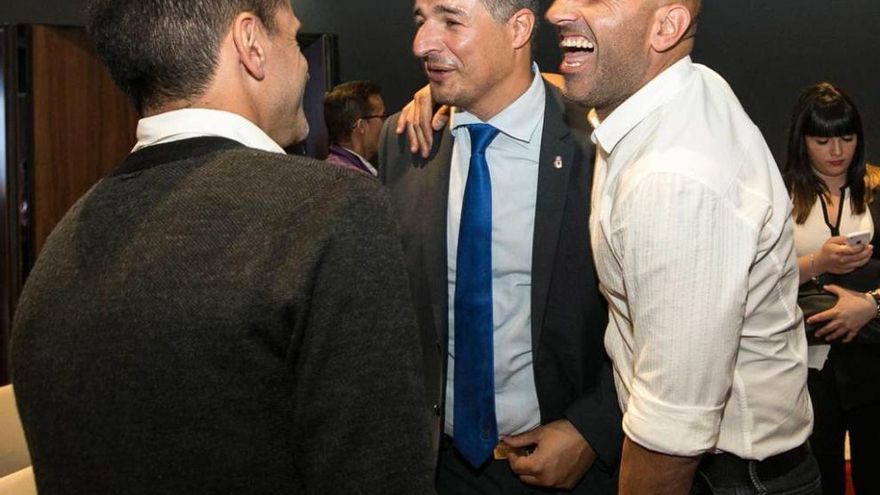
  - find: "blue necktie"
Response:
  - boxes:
[453,123,500,468]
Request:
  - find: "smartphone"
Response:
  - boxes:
[846,230,872,247]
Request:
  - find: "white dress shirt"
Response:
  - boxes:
[133,108,285,154]
[445,65,545,437]
[590,56,813,459]
[792,189,874,369]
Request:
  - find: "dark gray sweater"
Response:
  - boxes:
[11,138,434,494]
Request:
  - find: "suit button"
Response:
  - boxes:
[433,403,441,416]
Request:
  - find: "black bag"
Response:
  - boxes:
[798,281,839,345]
[797,268,880,345]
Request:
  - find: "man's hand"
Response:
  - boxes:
[392,73,563,158]
[542,72,565,91]
[503,419,596,489]
[394,84,450,158]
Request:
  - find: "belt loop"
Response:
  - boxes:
[747,460,768,495]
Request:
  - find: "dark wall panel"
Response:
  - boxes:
[692,0,880,164]
[294,0,424,112]
[2,0,878,163]
[0,1,86,26]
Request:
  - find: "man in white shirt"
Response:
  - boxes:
[545,1,820,494]
[10,0,433,493]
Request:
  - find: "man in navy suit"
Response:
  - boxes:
[378,0,621,492]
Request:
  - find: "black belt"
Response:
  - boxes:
[698,443,811,482]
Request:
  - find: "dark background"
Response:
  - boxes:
[1,0,877,164]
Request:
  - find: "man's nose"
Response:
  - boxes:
[545,0,572,25]
[413,24,439,58]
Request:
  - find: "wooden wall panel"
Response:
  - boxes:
[30,25,137,257]
[0,25,19,385]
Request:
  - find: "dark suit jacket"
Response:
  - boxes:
[378,82,622,492]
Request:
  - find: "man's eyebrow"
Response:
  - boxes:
[414,4,469,17]
[435,5,468,16]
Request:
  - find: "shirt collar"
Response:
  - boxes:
[450,62,545,143]
[339,145,378,176]
[590,56,694,155]
[132,108,286,154]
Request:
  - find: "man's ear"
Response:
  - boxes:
[509,8,535,50]
[353,118,366,135]
[232,11,267,80]
[649,3,692,53]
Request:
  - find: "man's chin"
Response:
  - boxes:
[560,75,592,106]
[430,84,457,108]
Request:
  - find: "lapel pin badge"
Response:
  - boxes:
[553,156,563,169]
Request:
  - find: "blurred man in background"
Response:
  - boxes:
[324,80,386,176]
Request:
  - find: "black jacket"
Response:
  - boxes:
[379,82,622,493]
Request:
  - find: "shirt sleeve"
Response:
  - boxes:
[611,169,758,456]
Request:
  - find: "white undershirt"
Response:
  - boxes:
[133,108,285,154]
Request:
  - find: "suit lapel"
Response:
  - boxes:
[422,129,455,345]
[531,84,578,353]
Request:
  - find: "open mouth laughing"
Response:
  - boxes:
[559,35,595,70]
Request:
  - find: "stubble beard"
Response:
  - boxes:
[565,51,649,117]
[430,82,457,108]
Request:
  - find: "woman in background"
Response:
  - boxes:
[783,82,880,495]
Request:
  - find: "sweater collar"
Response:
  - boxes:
[112,137,245,177]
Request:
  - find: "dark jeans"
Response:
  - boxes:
[808,365,880,495]
[690,445,821,495]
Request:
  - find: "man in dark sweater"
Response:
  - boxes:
[10,1,434,493]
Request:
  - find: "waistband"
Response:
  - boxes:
[698,443,812,483]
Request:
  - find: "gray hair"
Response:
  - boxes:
[481,0,539,24]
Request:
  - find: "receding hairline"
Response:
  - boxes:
[413,0,536,23]
[413,2,469,19]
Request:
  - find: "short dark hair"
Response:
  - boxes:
[481,0,538,23]
[481,0,539,39]
[783,82,867,223]
[87,0,287,114]
[323,81,383,144]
